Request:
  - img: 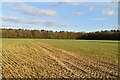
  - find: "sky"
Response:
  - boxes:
[0,2,118,32]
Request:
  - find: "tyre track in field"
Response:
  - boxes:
[27,39,79,77]
[29,39,118,78]
[18,45,74,78]
[37,40,118,76]
[7,41,76,78]
[12,45,64,78]
[3,41,76,78]
[38,41,117,70]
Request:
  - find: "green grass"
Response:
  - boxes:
[34,39,118,64]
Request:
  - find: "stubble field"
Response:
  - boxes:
[1,39,119,78]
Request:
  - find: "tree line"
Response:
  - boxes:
[1,28,119,40]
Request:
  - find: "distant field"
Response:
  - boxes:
[2,39,119,78]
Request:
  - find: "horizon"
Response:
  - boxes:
[0,2,118,32]
[1,28,118,33]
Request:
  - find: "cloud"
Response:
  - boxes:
[114,25,120,30]
[0,16,71,27]
[69,2,80,6]
[0,24,34,28]
[102,8,117,15]
[50,0,80,7]
[71,12,83,16]
[112,25,120,30]
[50,2,64,7]
[5,2,57,18]
[7,10,17,15]
[118,25,120,29]
[89,6,94,11]
[91,18,107,21]
[60,0,80,6]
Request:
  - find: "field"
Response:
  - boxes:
[2,39,119,78]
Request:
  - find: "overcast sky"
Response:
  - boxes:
[0,2,118,32]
